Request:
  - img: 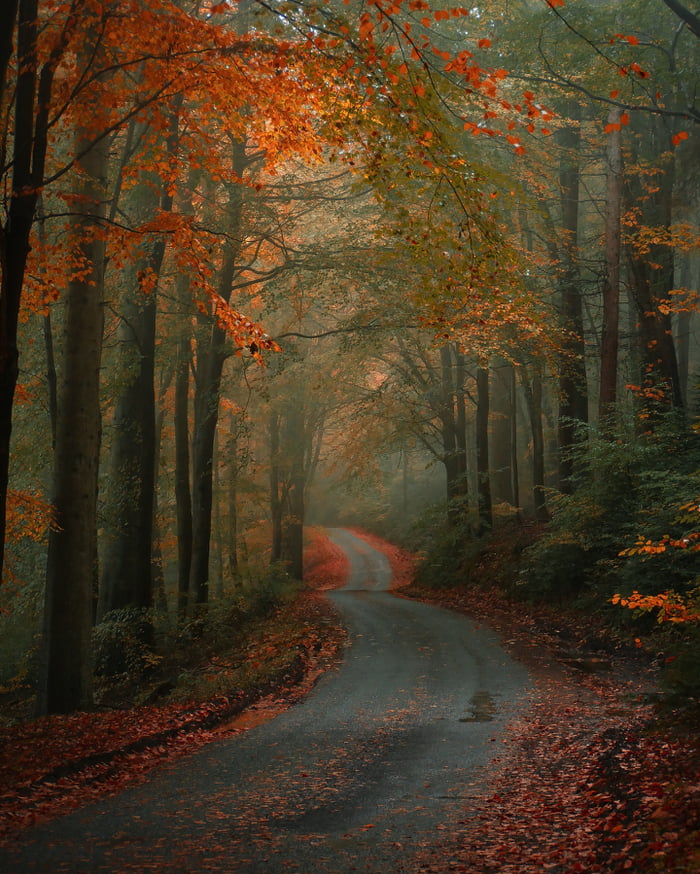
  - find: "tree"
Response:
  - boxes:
[0,2,79,582]
[98,114,177,619]
[39,45,109,713]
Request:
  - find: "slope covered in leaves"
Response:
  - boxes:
[0,532,348,839]
[367,533,700,874]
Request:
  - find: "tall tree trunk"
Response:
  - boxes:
[437,344,468,521]
[439,345,459,518]
[39,126,108,714]
[98,191,161,618]
[228,417,240,577]
[151,372,171,613]
[475,363,492,532]
[99,105,179,618]
[189,142,246,606]
[490,361,515,506]
[0,1,73,580]
[174,288,193,617]
[281,403,306,581]
[454,346,468,502]
[510,365,520,513]
[269,411,283,564]
[626,121,683,410]
[521,365,549,523]
[599,107,623,426]
[556,104,588,493]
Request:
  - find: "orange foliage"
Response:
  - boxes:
[611,590,700,624]
[6,490,56,545]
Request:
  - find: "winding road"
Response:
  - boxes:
[0,529,529,872]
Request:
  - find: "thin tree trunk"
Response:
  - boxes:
[43,314,58,448]
[269,411,283,564]
[510,365,520,513]
[439,345,460,519]
[522,366,549,523]
[490,362,515,506]
[227,413,239,577]
[599,107,623,426]
[475,363,492,532]
[626,122,683,410]
[282,403,305,581]
[189,141,246,605]
[174,297,193,617]
[556,103,588,492]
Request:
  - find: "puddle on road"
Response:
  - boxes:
[459,690,497,723]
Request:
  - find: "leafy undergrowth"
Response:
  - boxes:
[352,528,700,874]
[0,531,348,839]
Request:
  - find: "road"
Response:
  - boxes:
[0,529,529,872]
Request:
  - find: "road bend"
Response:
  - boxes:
[0,528,530,873]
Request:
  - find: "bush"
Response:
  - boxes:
[93,608,160,680]
[518,411,700,606]
[411,501,484,589]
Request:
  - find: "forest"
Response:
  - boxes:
[0,0,698,738]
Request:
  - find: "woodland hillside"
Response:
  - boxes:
[0,0,698,728]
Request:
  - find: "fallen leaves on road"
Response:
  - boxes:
[0,567,347,840]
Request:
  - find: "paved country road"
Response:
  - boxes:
[0,529,530,873]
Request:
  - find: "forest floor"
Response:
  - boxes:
[1,527,699,872]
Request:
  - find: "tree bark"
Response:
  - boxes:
[98,187,161,618]
[556,104,588,492]
[39,125,108,714]
[0,0,59,580]
[626,119,683,410]
[599,107,623,426]
[189,141,246,606]
[521,366,549,523]
[174,285,193,616]
[475,363,492,532]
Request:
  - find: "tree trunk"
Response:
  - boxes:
[98,193,161,618]
[599,107,623,426]
[438,344,468,521]
[521,365,549,523]
[174,288,193,617]
[269,411,283,564]
[556,104,588,493]
[281,403,306,581]
[626,120,683,410]
[39,127,108,714]
[228,419,240,577]
[189,141,246,606]
[510,365,520,512]
[475,363,492,532]
[0,1,47,580]
[489,362,515,506]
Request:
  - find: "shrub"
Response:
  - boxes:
[93,608,160,681]
[518,411,700,606]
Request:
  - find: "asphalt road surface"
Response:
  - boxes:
[0,529,530,872]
